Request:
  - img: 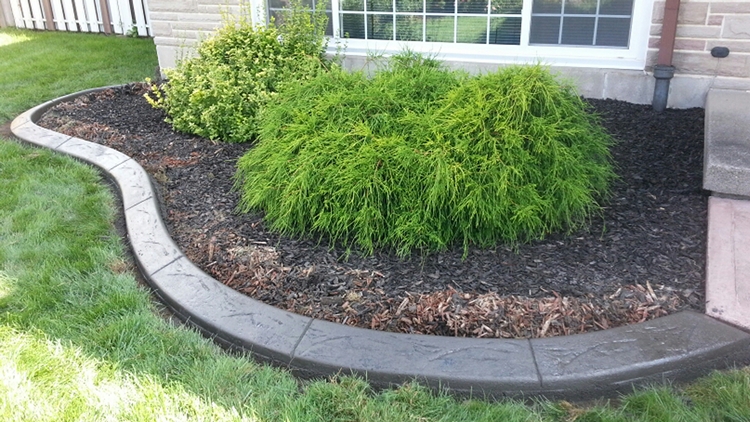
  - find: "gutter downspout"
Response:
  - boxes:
[653,0,680,112]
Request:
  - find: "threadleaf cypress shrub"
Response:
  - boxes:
[146,0,329,143]
[235,55,615,257]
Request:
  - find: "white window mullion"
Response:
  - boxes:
[452,0,457,43]
[485,0,490,44]
[519,0,531,46]
[250,0,265,26]
[392,0,396,40]
[331,0,341,37]
[364,0,368,40]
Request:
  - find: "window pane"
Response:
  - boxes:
[268,0,288,9]
[491,0,522,14]
[564,0,597,15]
[426,0,452,13]
[396,0,422,12]
[529,16,559,44]
[599,0,633,15]
[425,15,454,42]
[532,0,561,14]
[456,16,488,43]
[458,0,488,14]
[369,0,393,12]
[596,17,630,46]
[560,16,594,45]
[488,16,521,44]
[340,13,365,38]
[341,0,364,11]
[397,15,423,40]
[368,14,394,39]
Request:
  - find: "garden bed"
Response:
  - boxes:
[37,83,707,339]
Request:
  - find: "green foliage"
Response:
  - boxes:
[235,54,615,257]
[148,0,330,143]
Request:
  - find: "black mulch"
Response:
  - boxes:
[37,83,707,339]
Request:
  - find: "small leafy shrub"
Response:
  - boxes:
[235,54,615,257]
[147,0,329,143]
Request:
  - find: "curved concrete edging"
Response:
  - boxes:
[10,86,750,401]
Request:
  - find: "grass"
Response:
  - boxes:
[1,27,750,421]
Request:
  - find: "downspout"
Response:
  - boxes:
[652,0,680,112]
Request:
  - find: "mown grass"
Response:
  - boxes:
[2,27,750,421]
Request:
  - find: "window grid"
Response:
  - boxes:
[268,0,634,48]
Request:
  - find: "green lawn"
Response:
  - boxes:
[1,27,750,421]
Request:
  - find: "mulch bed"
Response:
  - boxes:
[37,82,707,339]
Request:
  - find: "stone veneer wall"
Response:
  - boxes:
[148,0,750,108]
[648,0,750,107]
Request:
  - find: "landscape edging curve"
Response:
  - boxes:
[10,85,750,401]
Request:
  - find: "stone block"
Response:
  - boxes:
[148,0,197,12]
[673,51,750,78]
[723,16,750,39]
[675,24,722,39]
[707,39,750,53]
[551,67,606,99]
[678,2,709,25]
[667,75,713,108]
[710,2,750,14]
[707,14,723,25]
[703,88,750,196]
[652,1,665,23]
[603,71,654,105]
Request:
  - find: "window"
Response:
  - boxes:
[264,0,653,69]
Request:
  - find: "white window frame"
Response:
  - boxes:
[252,0,655,70]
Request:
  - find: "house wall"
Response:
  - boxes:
[648,0,750,107]
[148,0,750,108]
[0,0,14,28]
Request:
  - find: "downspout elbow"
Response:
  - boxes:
[652,0,681,112]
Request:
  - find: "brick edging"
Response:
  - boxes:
[11,86,750,401]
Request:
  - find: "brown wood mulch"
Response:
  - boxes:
[36,83,707,339]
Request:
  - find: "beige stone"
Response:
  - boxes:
[723,16,750,39]
[149,12,180,21]
[151,21,173,37]
[673,50,750,77]
[678,2,709,25]
[602,71,654,104]
[651,24,663,36]
[707,39,750,53]
[707,14,724,25]
[149,0,198,13]
[172,21,223,31]
[710,2,750,14]
[667,75,713,108]
[676,24,722,38]
[652,1,665,23]
[550,67,607,99]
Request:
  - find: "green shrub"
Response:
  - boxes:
[235,55,615,257]
[147,0,329,143]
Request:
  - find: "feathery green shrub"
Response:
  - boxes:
[147,0,329,143]
[235,54,615,257]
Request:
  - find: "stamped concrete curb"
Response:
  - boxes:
[11,86,750,401]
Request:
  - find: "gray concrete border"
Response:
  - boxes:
[10,86,750,401]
